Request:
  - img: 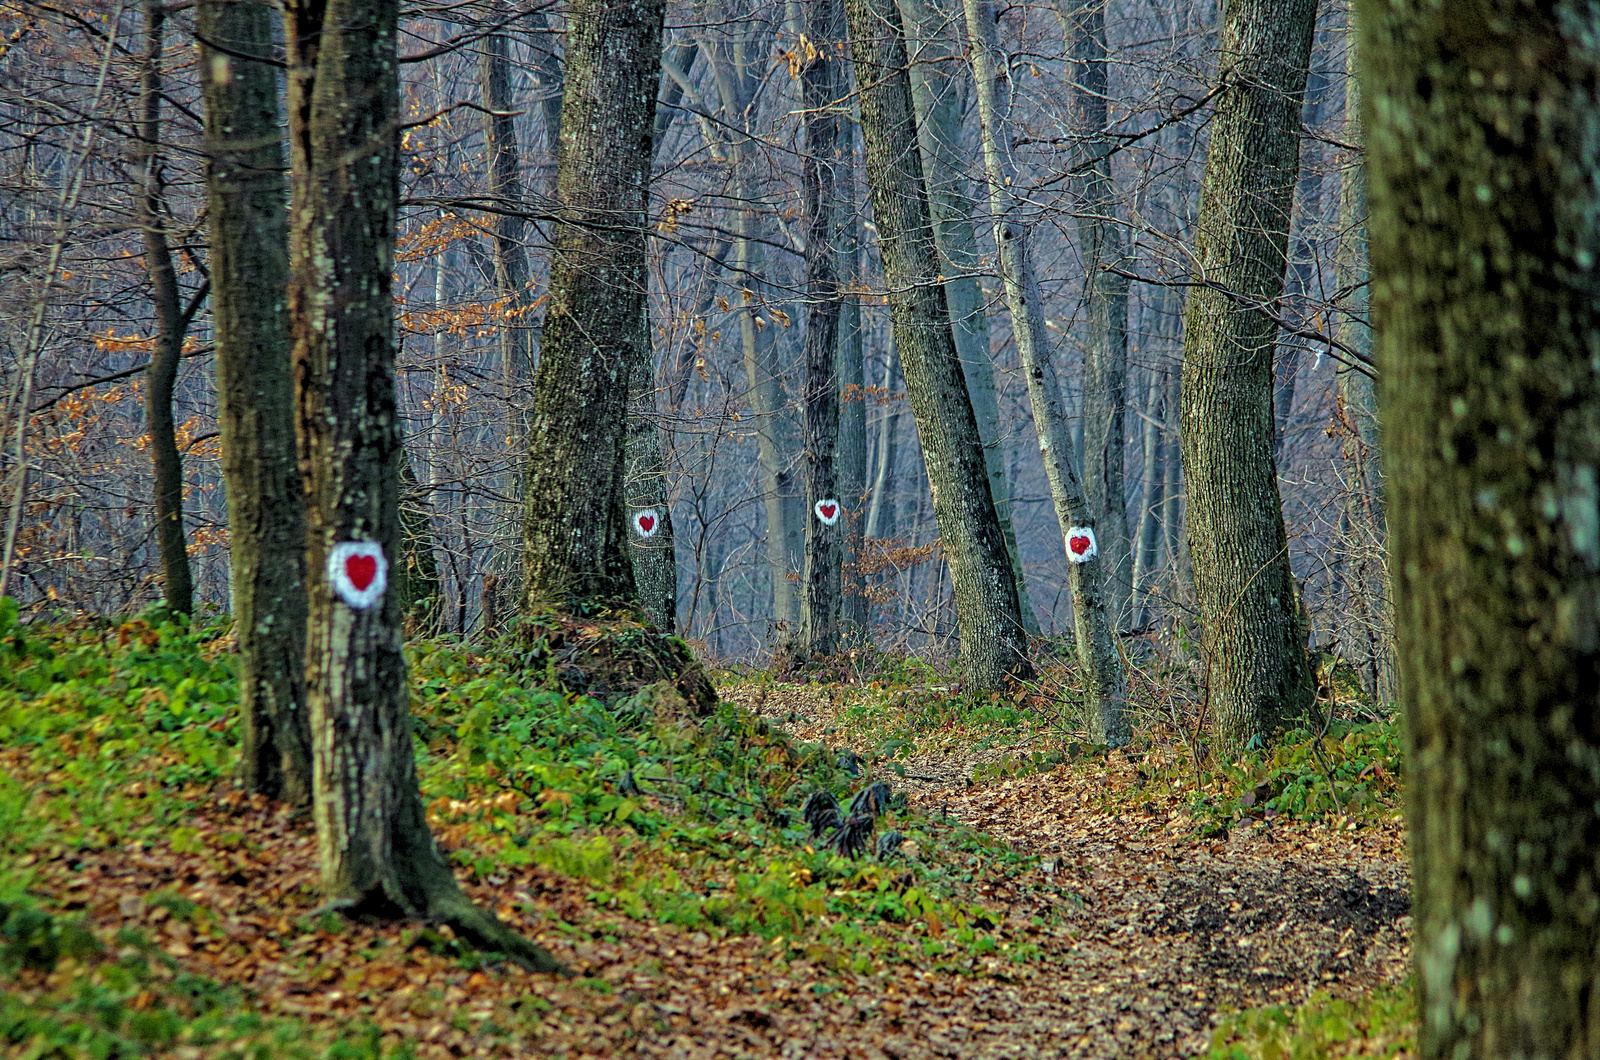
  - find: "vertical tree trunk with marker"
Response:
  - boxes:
[520,0,666,611]
[799,0,845,658]
[1064,0,1133,630]
[139,0,194,618]
[285,0,562,971]
[1361,2,1600,1051]
[1178,0,1316,754]
[845,0,1033,692]
[961,0,1124,743]
[626,358,677,632]
[199,0,313,805]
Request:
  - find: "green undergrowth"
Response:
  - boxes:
[0,603,1042,955]
[1204,984,1416,1059]
[1123,716,1406,835]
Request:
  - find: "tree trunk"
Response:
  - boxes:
[1063,0,1134,631]
[479,0,535,388]
[799,0,845,658]
[838,277,870,636]
[199,0,313,805]
[1178,0,1317,754]
[896,0,1036,634]
[520,0,667,611]
[1361,2,1600,1053]
[284,0,563,973]
[845,0,1033,691]
[626,356,677,632]
[139,0,194,618]
[961,0,1124,741]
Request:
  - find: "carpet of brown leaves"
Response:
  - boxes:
[10,679,1410,1059]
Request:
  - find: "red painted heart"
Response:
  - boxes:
[638,514,656,533]
[820,503,837,520]
[1068,535,1091,556]
[345,553,378,591]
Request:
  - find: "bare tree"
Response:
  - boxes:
[198,0,312,804]
[1179,0,1317,754]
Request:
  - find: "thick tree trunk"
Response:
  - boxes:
[139,0,194,618]
[961,0,1124,742]
[799,0,845,658]
[520,0,666,610]
[1064,0,1133,631]
[845,0,1033,691]
[199,0,313,805]
[1178,0,1316,754]
[896,0,1036,634]
[285,0,562,973]
[1362,3,1600,1054]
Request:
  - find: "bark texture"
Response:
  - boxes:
[285,0,562,972]
[520,0,666,610]
[626,359,677,632]
[1066,0,1133,630]
[961,0,1124,742]
[845,0,1033,691]
[198,0,313,805]
[139,0,194,618]
[799,0,846,657]
[1178,0,1316,753]
[1360,2,1600,1054]
[895,0,1036,633]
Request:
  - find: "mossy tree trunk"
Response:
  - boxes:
[284,0,563,972]
[845,0,1034,691]
[1360,1,1600,1053]
[198,0,313,805]
[799,0,846,658]
[1178,0,1317,754]
[139,0,195,619]
[520,0,666,612]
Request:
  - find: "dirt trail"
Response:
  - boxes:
[723,683,1413,1058]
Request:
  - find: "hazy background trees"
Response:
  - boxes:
[0,0,1386,713]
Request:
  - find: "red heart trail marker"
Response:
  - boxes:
[327,540,388,609]
[814,499,841,526]
[346,554,378,591]
[1064,526,1098,564]
[634,509,661,539]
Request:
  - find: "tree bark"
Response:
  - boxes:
[799,0,845,658]
[961,0,1124,742]
[198,0,313,805]
[479,0,535,388]
[626,357,677,632]
[1178,0,1317,754]
[1362,3,1600,1054]
[845,0,1033,691]
[1063,0,1134,632]
[139,0,194,618]
[284,0,563,973]
[896,0,1036,634]
[520,0,667,611]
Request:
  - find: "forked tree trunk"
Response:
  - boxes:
[198,0,313,805]
[1363,3,1600,1053]
[961,0,1124,742]
[139,0,194,618]
[799,0,845,657]
[1178,0,1317,754]
[520,0,667,611]
[284,0,563,973]
[844,0,1033,691]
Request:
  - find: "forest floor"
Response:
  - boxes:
[0,614,1416,1059]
